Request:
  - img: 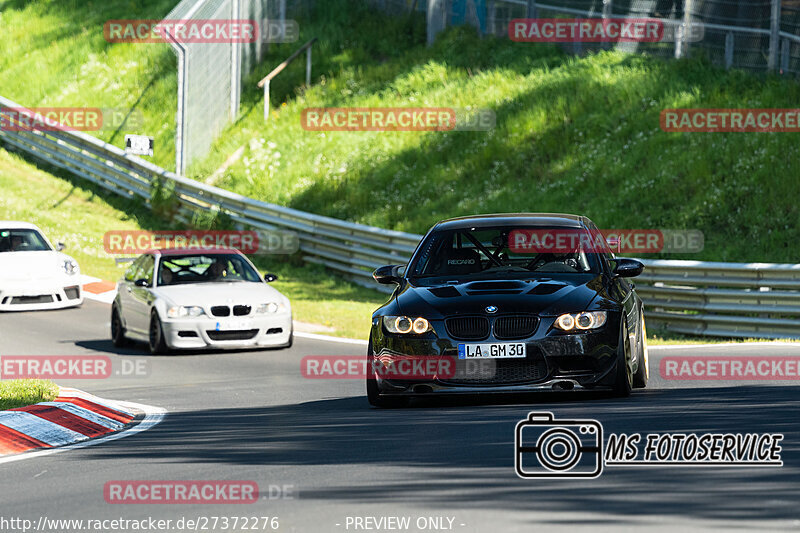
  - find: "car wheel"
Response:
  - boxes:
[148,311,168,354]
[633,315,649,389]
[366,338,406,408]
[612,320,633,397]
[111,306,128,347]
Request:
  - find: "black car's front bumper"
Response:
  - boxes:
[370,313,622,395]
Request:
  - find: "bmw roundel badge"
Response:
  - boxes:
[486,305,498,314]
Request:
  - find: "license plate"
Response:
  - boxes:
[458,343,526,359]
[215,319,251,331]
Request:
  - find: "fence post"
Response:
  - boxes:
[306,46,312,86]
[768,0,781,71]
[724,32,734,69]
[526,0,536,18]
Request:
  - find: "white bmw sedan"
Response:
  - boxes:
[111,248,292,353]
[0,221,83,311]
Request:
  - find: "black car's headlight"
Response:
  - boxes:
[554,311,607,331]
[382,316,433,334]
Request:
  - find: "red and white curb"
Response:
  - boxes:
[0,387,165,464]
[80,275,117,304]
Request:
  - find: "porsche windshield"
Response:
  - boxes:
[0,228,51,252]
[408,226,604,280]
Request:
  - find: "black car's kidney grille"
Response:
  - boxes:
[494,315,538,340]
[444,348,549,385]
[210,306,230,317]
[445,316,490,340]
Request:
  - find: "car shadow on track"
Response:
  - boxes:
[74,339,278,357]
[81,384,800,524]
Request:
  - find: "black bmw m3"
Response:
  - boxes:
[367,213,648,407]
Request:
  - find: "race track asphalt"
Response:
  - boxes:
[1,300,798,532]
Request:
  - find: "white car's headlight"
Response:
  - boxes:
[167,306,205,318]
[554,311,607,331]
[256,302,287,314]
[383,316,433,335]
[62,259,79,276]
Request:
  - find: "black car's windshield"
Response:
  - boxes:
[157,253,261,286]
[408,226,604,281]
[0,228,51,252]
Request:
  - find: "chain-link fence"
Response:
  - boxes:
[381,0,800,76]
[164,0,289,175]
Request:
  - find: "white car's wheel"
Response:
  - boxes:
[148,311,168,354]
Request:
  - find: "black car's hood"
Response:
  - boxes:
[393,275,608,318]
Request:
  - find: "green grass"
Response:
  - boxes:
[0,379,59,410]
[0,0,179,169]
[0,148,386,339]
[3,0,800,342]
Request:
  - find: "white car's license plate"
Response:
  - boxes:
[215,319,251,331]
[458,343,526,359]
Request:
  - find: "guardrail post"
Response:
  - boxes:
[768,0,780,71]
[487,0,495,36]
[526,0,536,19]
[602,0,612,50]
[306,46,312,86]
[781,37,791,73]
[724,32,734,69]
[263,79,270,121]
[427,0,446,45]
[675,0,693,59]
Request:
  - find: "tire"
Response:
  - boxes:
[366,338,406,408]
[612,319,633,397]
[111,306,128,347]
[633,316,649,389]
[148,311,168,354]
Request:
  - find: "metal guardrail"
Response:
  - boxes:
[2,93,800,339]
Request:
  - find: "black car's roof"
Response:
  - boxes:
[432,213,587,231]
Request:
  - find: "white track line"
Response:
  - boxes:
[0,400,166,465]
[294,331,368,346]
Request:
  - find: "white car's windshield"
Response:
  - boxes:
[0,228,51,252]
[157,253,261,286]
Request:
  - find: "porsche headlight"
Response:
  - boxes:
[167,306,205,318]
[256,302,287,314]
[383,316,433,335]
[62,259,79,276]
[554,311,607,331]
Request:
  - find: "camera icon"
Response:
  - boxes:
[515,412,603,478]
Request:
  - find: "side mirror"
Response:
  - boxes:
[373,265,403,285]
[264,273,278,283]
[134,278,150,287]
[613,258,644,278]
[56,242,66,251]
